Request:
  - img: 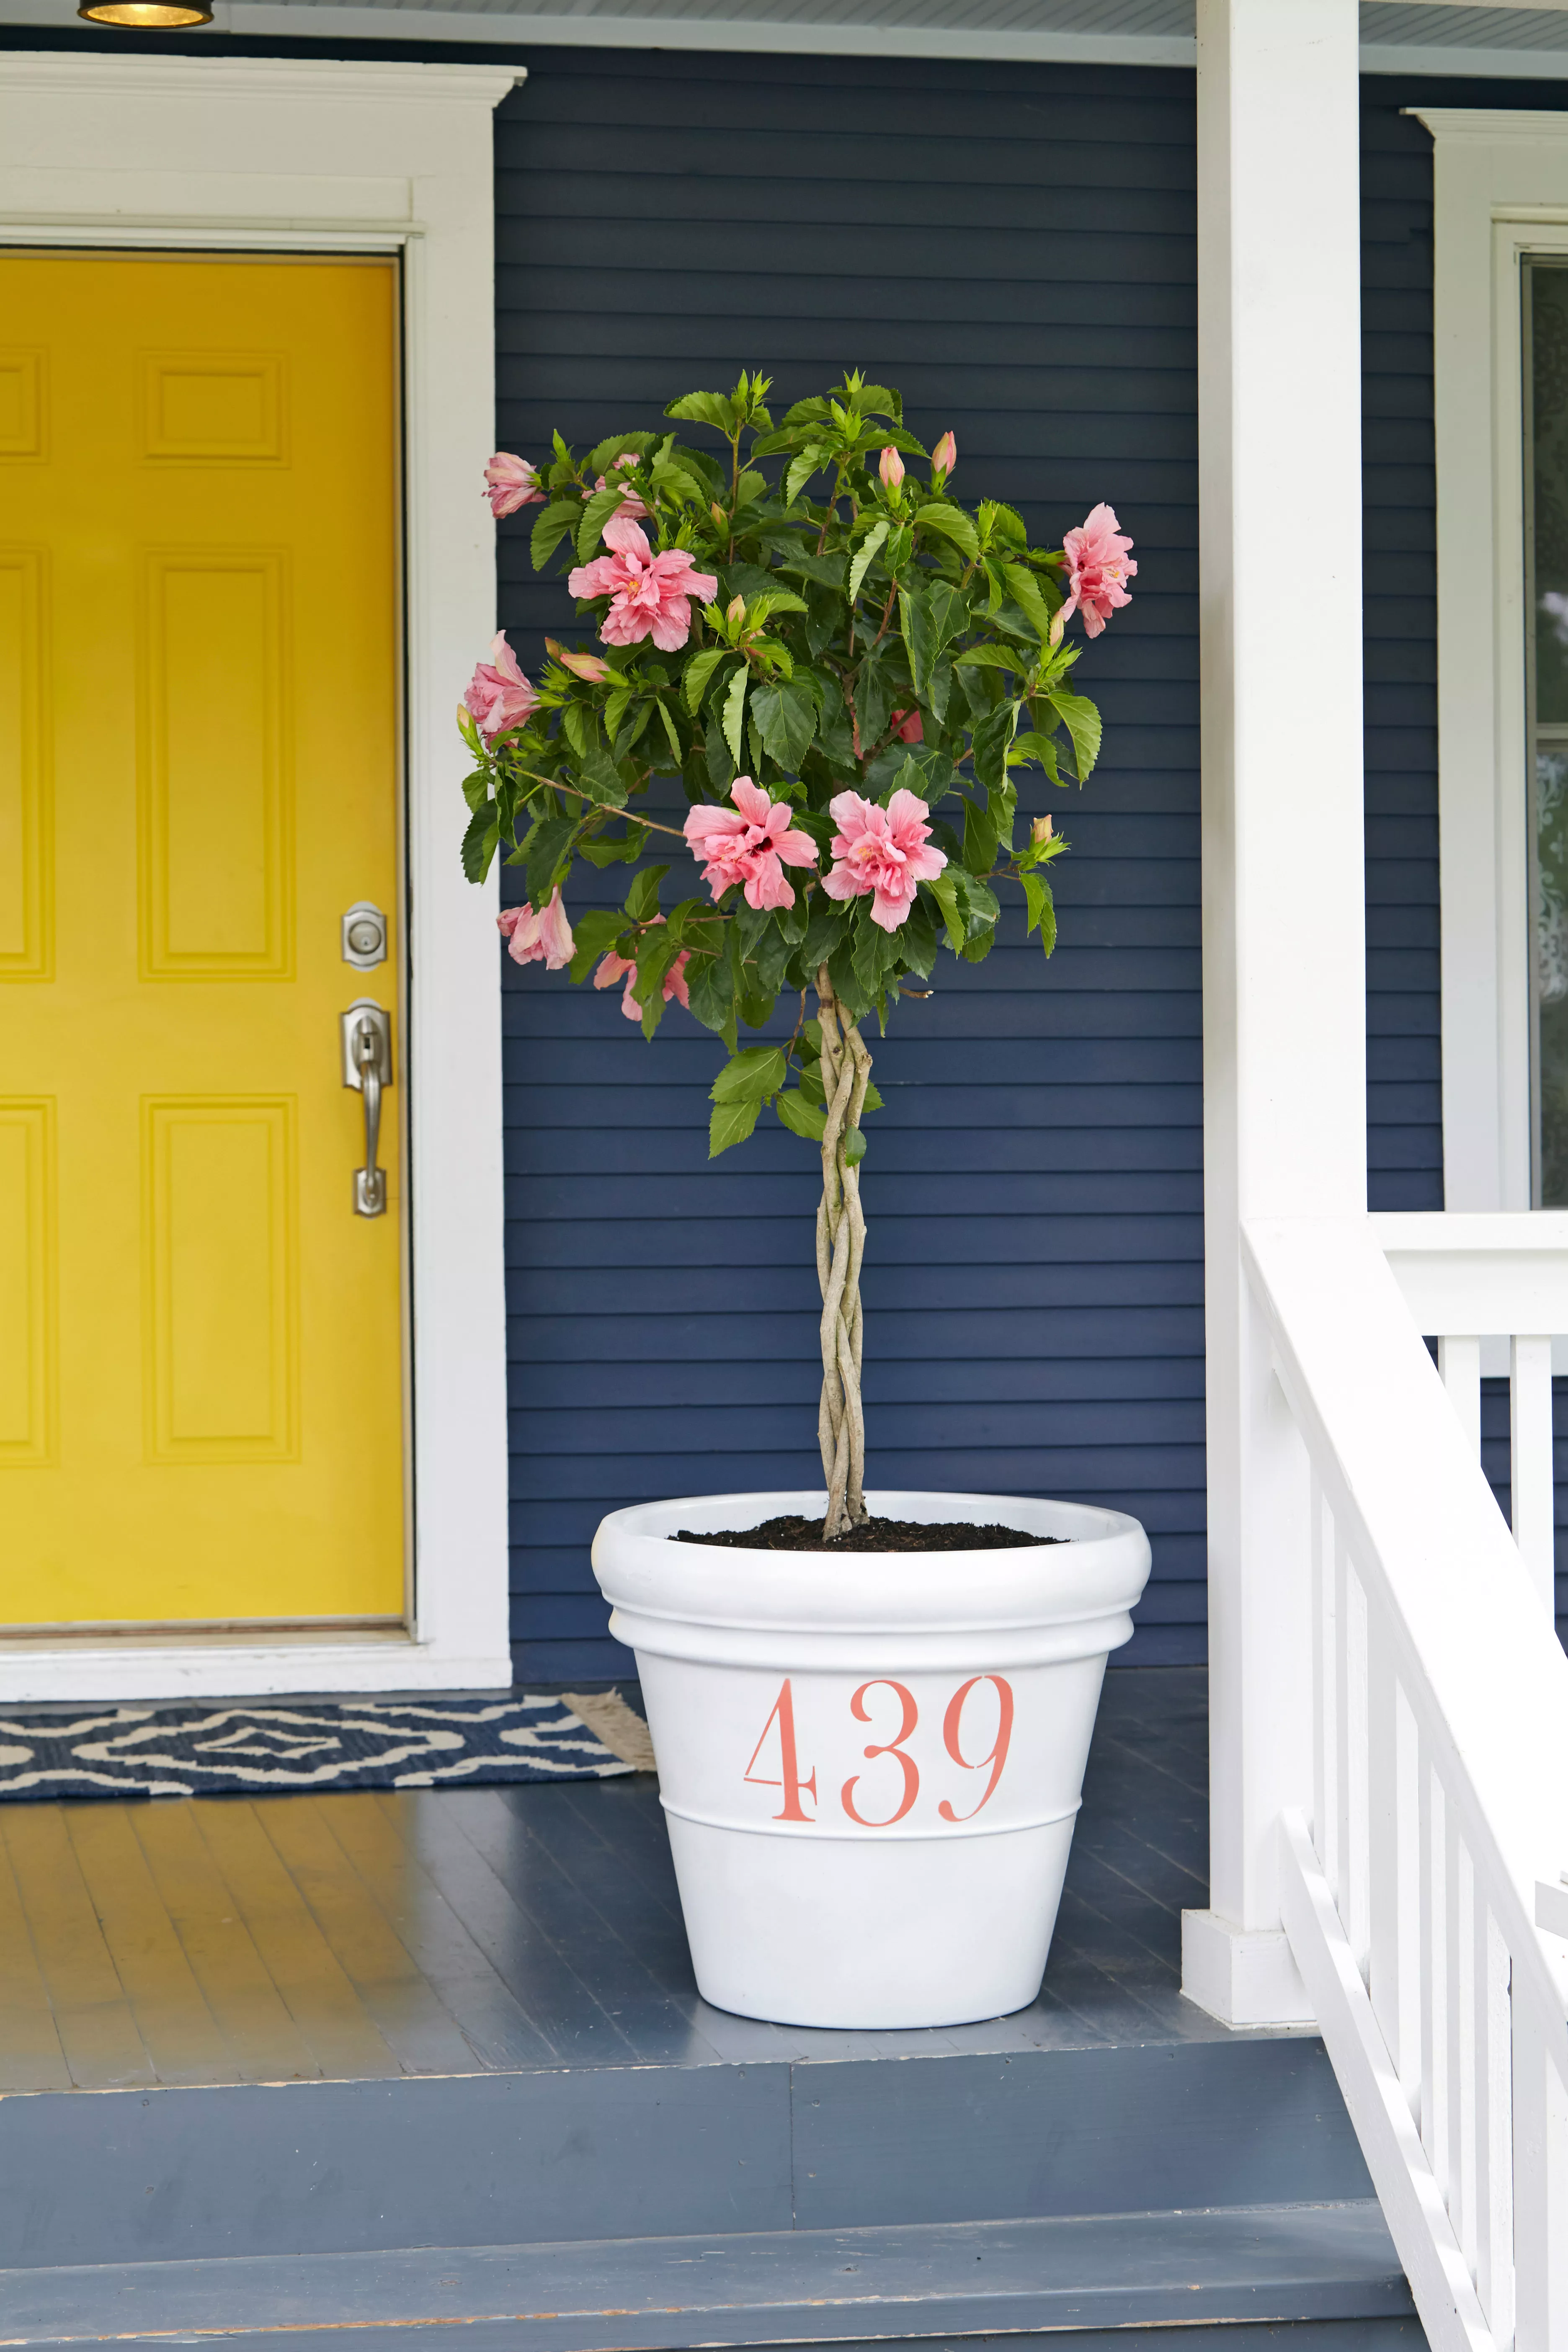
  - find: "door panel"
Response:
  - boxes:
[1,254,404,1630]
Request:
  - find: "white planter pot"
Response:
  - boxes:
[591,1488,1151,2030]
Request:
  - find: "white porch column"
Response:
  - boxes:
[1181,0,1367,2027]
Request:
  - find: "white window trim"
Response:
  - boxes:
[1419,106,1568,1215]
[0,53,519,1699]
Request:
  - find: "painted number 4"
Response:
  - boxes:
[744,1675,1014,1827]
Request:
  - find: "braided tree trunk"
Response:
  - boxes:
[815,964,873,1540]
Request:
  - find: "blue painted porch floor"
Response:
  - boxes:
[0,1666,1228,2085]
[0,1669,1422,2349]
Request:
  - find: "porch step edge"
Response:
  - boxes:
[0,2203,1416,2352]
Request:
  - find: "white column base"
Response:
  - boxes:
[1181,1907,1316,2027]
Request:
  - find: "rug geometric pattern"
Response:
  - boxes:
[0,1695,634,1800]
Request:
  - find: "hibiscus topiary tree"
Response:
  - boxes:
[459,373,1134,1540]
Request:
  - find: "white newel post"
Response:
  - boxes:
[1181,0,1367,2027]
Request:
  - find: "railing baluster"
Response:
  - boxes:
[1368,1610,1400,2066]
[1509,1334,1556,1619]
[1395,1678,1423,2114]
[1346,1561,1371,1978]
[1511,1999,1568,2352]
[1475,1900,1515,2347]
[1454,1832,1477,2276]
[1333,1527,1351,1921]
[1311,1467,1328,1854]
[1424,1758,1448,2197]
[1438,1332,1483,1458]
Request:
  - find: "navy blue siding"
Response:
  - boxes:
[493,52,1203,1680]
[1362,87,1444,1213]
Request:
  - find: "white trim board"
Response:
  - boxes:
[1417,106,1568,1212]
[0,52,517,1701]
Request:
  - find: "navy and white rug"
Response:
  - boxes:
[0,1693,653,1801]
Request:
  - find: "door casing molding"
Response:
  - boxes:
[0,52,519,1698]
[1417,106,1568,1215]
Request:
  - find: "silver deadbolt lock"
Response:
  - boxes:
[342,901,388,970]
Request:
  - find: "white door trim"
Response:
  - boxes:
[0,53,519,1699]
[1418,106,1568,1215]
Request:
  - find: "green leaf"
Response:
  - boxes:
[524,813,575,908]
[721,665,748,763]
[1045,688,1102,782]
[683,647,730,714]
[785,445,828,505]
[772,545,847,591]
[843,1124,867,1167]
[575,485,624,563]
[579,824,646,867]
[848,518,890,603]
[924,869,965,953]
[751,675,818,772]
[460,803,498,883]
[800,897,850,972]
[709,1097,761,1157]
[687,939,735,1036]
[666,389,737,436]
[1008,729,1064,784]
[561,701,592,760]
[567,908,632,982]
[655,696,683,768]
[972,700,1020,792]
[774,1089,828,1143]
[576,748,629,809]
[1003,561,1056,643]
[916,501,980,559]
[625,863,669,922]
[711,1044,789,1104]
[1021,870,1058,955]
[530,499,583,570]
[586,430,657,477]
[862,1078,885,1111]
[962,791,999,877]
[602,684,632,743]
[953,644,1021,671]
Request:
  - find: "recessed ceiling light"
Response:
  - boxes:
[77,2,214,23]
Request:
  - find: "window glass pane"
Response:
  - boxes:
[1526,263,1568,1199]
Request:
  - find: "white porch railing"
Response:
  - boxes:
[1244,1215,1568,2352]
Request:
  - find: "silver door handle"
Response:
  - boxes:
[341,1000,392,1217]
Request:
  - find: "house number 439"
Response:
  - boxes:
[743,1676,1015,1827]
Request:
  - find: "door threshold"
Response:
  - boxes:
[0,1630,516,1704]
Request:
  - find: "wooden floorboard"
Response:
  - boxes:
[0,1806,153,2089]
[0,1668,1217,2091]
[129,1803,323,2084]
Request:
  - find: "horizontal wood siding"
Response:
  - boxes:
[494,52,1203,1679]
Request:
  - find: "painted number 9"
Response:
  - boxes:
[937,1674,1015,1822]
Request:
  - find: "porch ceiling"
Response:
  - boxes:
[11,0,1568,74]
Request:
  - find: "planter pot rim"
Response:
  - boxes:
[593,1487,1151,1639]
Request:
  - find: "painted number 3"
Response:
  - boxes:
[743,1675,1014,1827]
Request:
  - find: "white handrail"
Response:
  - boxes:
[1372,1210,1568,1618]
[1243,1216,1568,2352]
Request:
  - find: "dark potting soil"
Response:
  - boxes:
[671,1514,1060,1554]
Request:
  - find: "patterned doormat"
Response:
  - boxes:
[0,1691,655,1801]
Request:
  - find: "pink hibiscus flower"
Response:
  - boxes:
[567,513,718,653]
[497,888,574,971]
[1062,503,1136,639]
[582,452,649,521]
[484,453,545,518]
[890,707,923,745]
[684,777,819,913]
[822,787,947,934]
[463,633,538,745]
[594,914,691,1021]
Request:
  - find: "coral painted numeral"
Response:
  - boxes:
[937,1674,1015,1821]
[840,1679,921,1826]
[743,1677,818,1821]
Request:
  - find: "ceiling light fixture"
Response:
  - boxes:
[77,2,214,23]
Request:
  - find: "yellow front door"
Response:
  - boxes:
[2,253,406,1632]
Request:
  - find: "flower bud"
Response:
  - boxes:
[727,594,746,626]
[878,445,905,490]
[1032,814,1055,846]
[931,431,957,477]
